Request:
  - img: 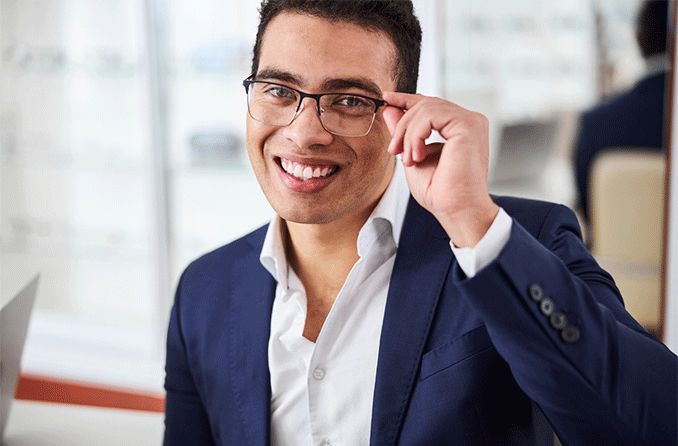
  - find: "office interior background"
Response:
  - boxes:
[1,0,676,401]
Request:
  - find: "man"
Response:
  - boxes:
[575,0,668,220]
[164,1,677,445]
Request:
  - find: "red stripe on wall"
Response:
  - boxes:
[15,373,165,413]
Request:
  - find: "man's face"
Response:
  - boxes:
[246,12,398,225]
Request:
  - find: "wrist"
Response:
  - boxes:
[438,200,499,248]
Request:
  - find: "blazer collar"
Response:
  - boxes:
[370,197,454,446]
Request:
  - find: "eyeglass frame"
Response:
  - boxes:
[242,78,388,137]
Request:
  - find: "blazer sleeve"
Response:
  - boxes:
[163,270,217,446]
[454,203,677,446]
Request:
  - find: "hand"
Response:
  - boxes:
[382,92,499,247]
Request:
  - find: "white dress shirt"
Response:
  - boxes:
[260,160,512,446]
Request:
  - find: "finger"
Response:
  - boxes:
[399,123,414,166]
[383,106,406,155]
[406,141,418,166]
[395,104,434,163]
[388,107,413,156]
[382,91,426,110]
[389,99,427,157]
[382,105,404,136]
[392,104,426,163]
[401,139,409,166]
[388,122,405,156]
[405,114,435,163]
[410,136,425,163]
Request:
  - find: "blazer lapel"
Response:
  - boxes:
[370,198,454,446]
[228,226,276,446]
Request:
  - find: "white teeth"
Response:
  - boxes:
[302,166,313,180]
[280,157,337,181]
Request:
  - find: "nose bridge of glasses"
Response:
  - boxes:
[291,94,325,125]
[296,93,323,114]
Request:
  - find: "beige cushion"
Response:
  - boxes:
[590,149,665,330]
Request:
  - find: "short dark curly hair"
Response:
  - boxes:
[250,0,422,93]
[636,0,669,58]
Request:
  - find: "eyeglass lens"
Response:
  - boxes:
[246,82,377,137]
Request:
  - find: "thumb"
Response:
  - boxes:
[382,105,404,136]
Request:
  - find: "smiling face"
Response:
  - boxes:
[246,12,397,225]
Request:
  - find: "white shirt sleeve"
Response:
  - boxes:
[449,207,513,278]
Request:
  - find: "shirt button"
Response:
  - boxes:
[312,367,325,380]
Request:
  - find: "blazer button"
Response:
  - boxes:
[540,298,554,316]
[561,325,580,343]
[550,312,567,330]
[529,284,544,301]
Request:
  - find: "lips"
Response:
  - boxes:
[279,157,338,180]
[274,155,341,193]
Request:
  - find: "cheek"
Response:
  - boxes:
[368,120,393,155]
[356,131,392,170]
[245,119,273,163]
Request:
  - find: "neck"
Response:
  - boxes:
[283,165,395,299]
[284,200,373,287]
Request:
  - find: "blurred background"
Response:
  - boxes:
[0,0,673,414]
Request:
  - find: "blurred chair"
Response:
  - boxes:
[589,149,665,333]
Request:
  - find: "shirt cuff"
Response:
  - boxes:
[449,207,512,278]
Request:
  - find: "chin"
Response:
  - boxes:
[275,205,340,225]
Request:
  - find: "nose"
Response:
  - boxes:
[281,97,334,148]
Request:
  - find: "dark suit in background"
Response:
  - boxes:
[574,71,665,220]
[574,0,668,221]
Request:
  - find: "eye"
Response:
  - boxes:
[263,84,296,99]
[333,95,372,109]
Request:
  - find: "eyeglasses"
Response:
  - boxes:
[243,79,387,137]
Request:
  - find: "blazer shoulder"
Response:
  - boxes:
[492,195,577,240]
[182,223,269,281]
[581,73,665,125]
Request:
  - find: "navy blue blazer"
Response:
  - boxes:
[574,72,666,220]
[164,196,677,446]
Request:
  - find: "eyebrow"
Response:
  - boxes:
[255,67,383,98]
[322,78,383,98]
[255,68,301,85]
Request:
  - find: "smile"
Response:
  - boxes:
[274,156,341,193]
[278,156,339,181]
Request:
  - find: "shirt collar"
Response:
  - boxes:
[644,53,669,78]
[260,214,290,289]
[259,159,410,289]
[357,159,409,256]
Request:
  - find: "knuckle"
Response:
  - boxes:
[470,111,488,128]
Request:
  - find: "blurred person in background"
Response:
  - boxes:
[575,0,669,221]
[164,1,677,445]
